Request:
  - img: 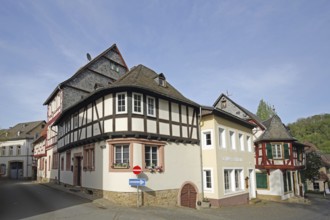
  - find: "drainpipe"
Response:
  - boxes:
[198,106,205,201]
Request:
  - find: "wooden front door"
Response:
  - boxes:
[180,183,197,208]
[73,156,82,186]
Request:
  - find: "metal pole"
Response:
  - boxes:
[137,185,139,207]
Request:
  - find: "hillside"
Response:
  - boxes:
[287,114,330,153]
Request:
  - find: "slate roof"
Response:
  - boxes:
[0,121,46,141]
[44,44,128,105]
[53,64,199,125]
[255,114,296,142]
[213,93,266,129]
[109,64,199,106]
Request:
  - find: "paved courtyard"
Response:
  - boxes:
[0,179,329,220]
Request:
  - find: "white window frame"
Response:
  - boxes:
[146,96,156,117]
[272,143,282,159]
[218,127,226,149]
[224,168,244,194]
[116,92,127,114]
[203,168,214,192]
[229,130,236,150]
[246,135,252,152]
[239,133,244,151]
[132,92,143,114]
[202,130,213,149]
[145,145,158,168]
[114,144,130,165]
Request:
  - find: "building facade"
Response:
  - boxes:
[53,65,202,207]
[200,107,256,207]
[0,121,46,179]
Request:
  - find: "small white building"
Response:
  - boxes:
[200,106,256,207]
[0,121,46,179]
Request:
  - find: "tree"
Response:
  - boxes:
[301,151,322,183]
[256,99,275,121]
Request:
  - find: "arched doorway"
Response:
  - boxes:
[180,183,197,208]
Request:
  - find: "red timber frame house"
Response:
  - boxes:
[254,114,306,200]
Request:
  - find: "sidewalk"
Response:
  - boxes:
[37,181,116,209]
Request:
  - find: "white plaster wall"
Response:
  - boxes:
[172,124,180,137]
[104,94,113,116]
[132,118,144,132]
[147,119,157,133]
[104,119,113,133]
[181,107,187,123]
[159,122,170,135]
[115,118,128,131]
[171,103,179,122]
[158,99,169,120]
[100,142,202,193]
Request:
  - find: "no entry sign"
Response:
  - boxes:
[133,165,142,175]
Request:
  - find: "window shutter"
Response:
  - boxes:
[256,173,268,189]
[284,143,290,159]
[266,143,272,159]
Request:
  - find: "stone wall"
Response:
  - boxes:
[209,193,249,207]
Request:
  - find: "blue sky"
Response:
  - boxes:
[0,0,329,128]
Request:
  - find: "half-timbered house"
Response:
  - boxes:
[53,64,202,207]
[37,44,129,182]
[200,106,256,207]
[254,114,306,200]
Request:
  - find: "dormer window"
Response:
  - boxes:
[155,73,166,87]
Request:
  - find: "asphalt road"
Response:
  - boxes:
[0,179,329,220]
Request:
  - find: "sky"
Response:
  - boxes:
[0,0,329,128]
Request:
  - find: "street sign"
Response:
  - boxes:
[129,178,146,187]
[133,165,142,175]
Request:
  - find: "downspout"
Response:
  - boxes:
[198,106,205,201]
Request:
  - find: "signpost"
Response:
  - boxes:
[130,165,145,207]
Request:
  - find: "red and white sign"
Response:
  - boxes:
[133,165,142,175]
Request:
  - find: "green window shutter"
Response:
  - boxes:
[256,173,268,189]
[284,143,290,159]
[266,143,272,159]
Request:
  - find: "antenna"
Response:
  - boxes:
[226,90,232,97]
[86,53,92,61]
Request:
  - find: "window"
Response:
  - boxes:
[116,92,127,114]
[145,146,158,167]
[203,169,213,191]
[283,172,288,192]
[256,173,268,189]
[218,127,226,148]
[66,151,71,171]
[114,144,129,167]
[52,152,58,169]
[9,146,13,156]
[1,147,6,156]
[239,134,244,151]
[61,157,64,171]
[272,144,282,159]
[235,169,242,190]
[16,146,21,155]
[202,130,213,149]
[147,96,156,117]
[313,182,320,191]
[229,131,236,150]
[224,169,244,193]
[224,169,231,192]
[132,93,143,114]
[83,145,95,171]
[246,136,252,152]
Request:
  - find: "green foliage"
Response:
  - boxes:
[256,99,275,121]
[288,114,330,153]
[301,151,322,182]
